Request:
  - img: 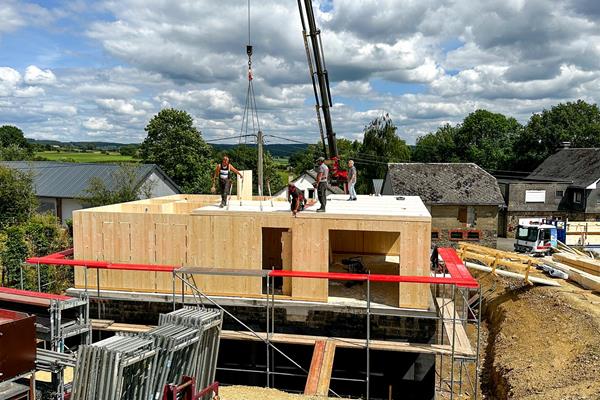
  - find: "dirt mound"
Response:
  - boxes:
[479,273,600,399]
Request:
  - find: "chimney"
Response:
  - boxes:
[559,141,571,149]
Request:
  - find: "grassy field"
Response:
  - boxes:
[35,151,138,163]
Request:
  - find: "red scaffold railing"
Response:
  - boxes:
[26,247,479,288]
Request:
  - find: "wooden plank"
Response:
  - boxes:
[304,340,326,395]
[316,339,336,396]
[236,170,253,201]
[553,253,600,277]
[435,298,473,356]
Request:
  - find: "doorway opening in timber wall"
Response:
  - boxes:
[328,230,401,307]
[261,227,292,296]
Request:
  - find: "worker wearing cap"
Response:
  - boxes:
[314,157,328,212]
[211,155,243,208]
[288,183,305,216]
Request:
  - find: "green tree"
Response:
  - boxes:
[214,145,286,194]
[140,109,213,193]
[513,100,600,170]
[0,165,38,230]
[0,125,29,149]
[358,114,410,191]
[0,214,71,291]
[412,124,459,163]
[289,143,323,176]
[454,109,521,171]
[78,163,156,207]
[0,144,34,161]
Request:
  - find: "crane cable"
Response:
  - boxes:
[239,0,261,144]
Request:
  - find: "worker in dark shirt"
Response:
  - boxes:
[288,184,305,216]
[211,155,243,208]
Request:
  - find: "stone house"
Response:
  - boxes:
[498,148,600,236]
[381,163,504,247]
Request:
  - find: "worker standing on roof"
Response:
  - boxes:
[347,160,357,201]
[314,157,328,212]
[211,155,243,208]
[288,183,305,216]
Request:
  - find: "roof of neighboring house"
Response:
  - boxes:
[384,163,504,205]
[527,148,600,188]
[274,170,345,196]
[0,161,180,198]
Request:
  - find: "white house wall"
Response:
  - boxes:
[62,198,83,222]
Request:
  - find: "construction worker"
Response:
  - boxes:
[288,183,305,216]
[211,155,243,208]
[347,159,357,201]
[314,156,328,212]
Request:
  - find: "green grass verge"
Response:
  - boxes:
[35,151,139,163]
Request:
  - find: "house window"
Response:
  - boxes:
[431,230,440,240]
[466,231,481,240]
[525,190,545,203]
[449,230,464,240]
[574,191,582,204]
[555,190,564,198]
[307,188,316,199]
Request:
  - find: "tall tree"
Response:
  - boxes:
[0,125,32,160]
[0,125,29,148]
[412,124,459,163]
[0,165,38,230]
[359,114,410,191]
[454,109,522,171]
[140,109,213,193]
[513,100,600,170]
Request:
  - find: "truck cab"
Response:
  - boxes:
[514,223,557,256]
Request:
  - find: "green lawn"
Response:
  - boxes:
[35,151,138,163]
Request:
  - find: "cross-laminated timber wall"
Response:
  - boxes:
[73,194,432,309]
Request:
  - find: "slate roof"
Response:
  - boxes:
[0,161,180,198]
[383,163,504,205]
[527,148,600,188]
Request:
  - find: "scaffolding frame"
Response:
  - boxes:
[25,247,482,400]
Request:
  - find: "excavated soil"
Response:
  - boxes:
[477,272,600,400]
[219,385,342,400]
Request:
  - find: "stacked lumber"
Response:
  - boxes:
[553,253,600,277]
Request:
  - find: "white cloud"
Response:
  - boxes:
[0,67,21,96]
[42,103,77,116]
[75,83,139,98]
[83,117,114,131]
[24,65,57,85]
[14,86,45,97]
[96,98,150,116]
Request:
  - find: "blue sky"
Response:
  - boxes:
[1,0,599,145]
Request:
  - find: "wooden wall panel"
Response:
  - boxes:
[73,196,432,309]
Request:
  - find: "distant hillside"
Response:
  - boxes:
[212,143,307,158]
[27,138,307,158]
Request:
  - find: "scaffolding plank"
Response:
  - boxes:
[304,340,326,395]
[316,339,336,396]
[435,297,473,356]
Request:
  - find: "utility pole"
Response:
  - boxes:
[257,130,264,197]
